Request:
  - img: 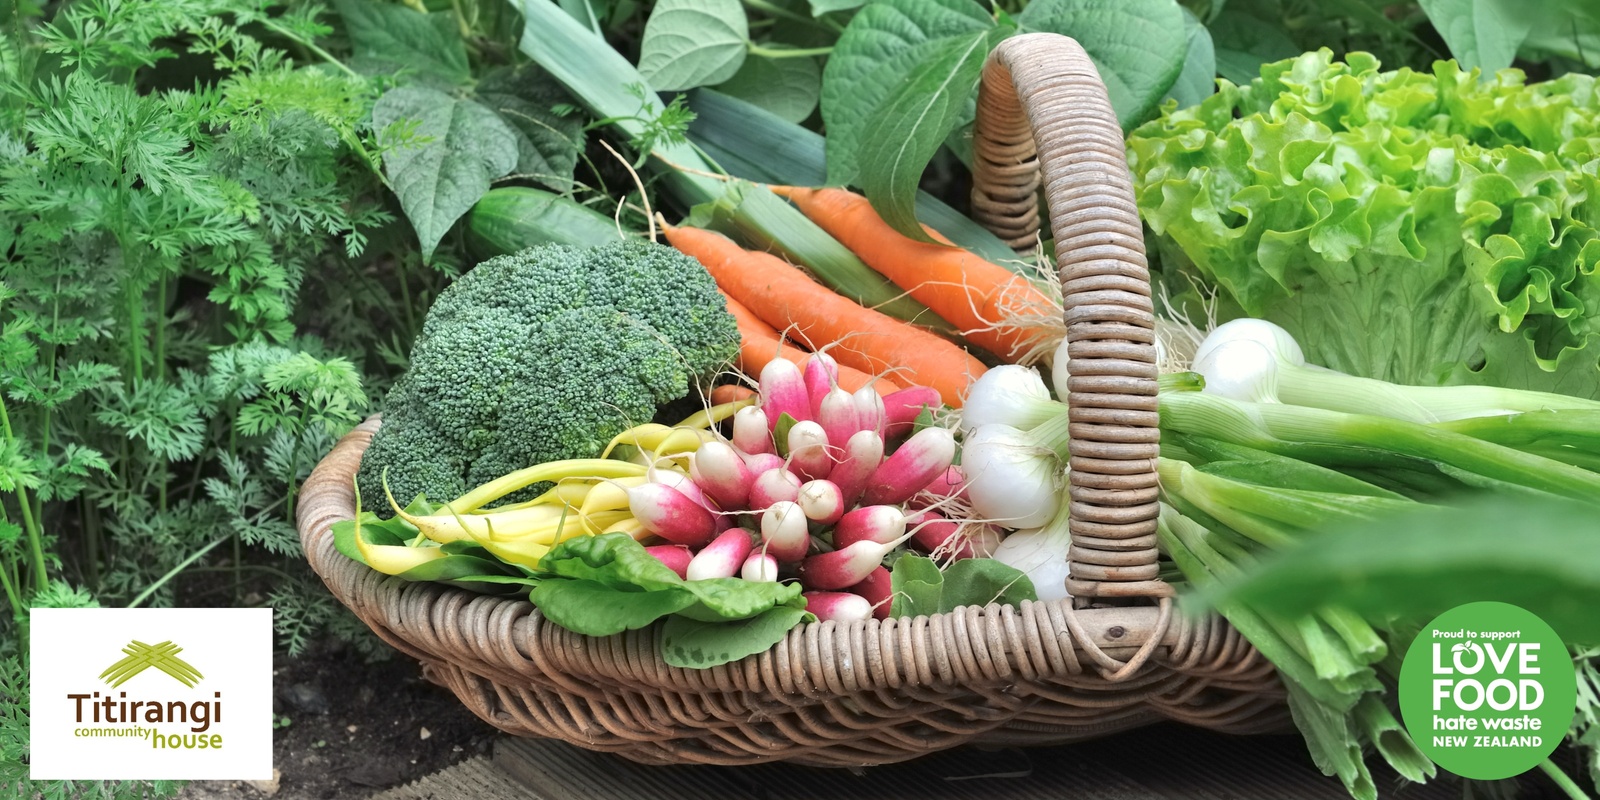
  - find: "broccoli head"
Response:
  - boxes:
[357,241,738,512]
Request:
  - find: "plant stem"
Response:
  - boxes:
[263,20,362,79]
[0,397,47,588]
[154,273,166,380]
[283,404,314,518]
[742,0,841,31]
[0,552,20,624]
[746,44,834,59]
[1538,759,1591,800]
[128,537,227,609]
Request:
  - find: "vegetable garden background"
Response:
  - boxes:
[3,0,1600,797]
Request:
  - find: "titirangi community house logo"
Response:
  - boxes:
[31,607,272,781]
[101,641,203,688]
[67,638,227,751]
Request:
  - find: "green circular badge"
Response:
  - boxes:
[1399,602,1575,780]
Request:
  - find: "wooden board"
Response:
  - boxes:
[380,725,1461,800]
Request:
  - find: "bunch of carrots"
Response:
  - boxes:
[665,186,1058,409]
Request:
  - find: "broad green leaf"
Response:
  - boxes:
[1164,8,1216,109]
[676,577,805,622]
[711,55,822,124]
[1207,496,1600,643]
[1017,0,1188,131]
[820,0,993,186]
[475,66,584,191]
[638,0,749,91]
[661,606,810,668]
[334,0,470,84]
[1458,331,1600,401]
[1418,0,1532,74]
[937,558,1036,613]
[372,87,519,260]
[889,555,944,617]
[530,580,698,636]
[810,0,866,16]
[536,532,685,592]
[1208,10,1300,84]
[858,29,996,242]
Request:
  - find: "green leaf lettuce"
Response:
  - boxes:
[1129,50,1600,397]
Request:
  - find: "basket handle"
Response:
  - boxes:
[970,33,1166,601]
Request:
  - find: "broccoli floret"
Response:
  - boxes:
[358,241,739,513]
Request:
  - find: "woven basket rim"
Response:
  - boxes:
[300,416,1216,689]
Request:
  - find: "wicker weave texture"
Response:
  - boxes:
[972,35,1164,600]
[300,421,1285,765]
[296,34,1287,766]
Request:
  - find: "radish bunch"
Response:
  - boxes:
[627,355,990,622]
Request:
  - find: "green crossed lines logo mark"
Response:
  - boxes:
[99,640,203,688]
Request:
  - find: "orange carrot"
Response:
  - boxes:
[726,293,814,374]
[668,225,982,407]
[769,186,1054,362]
[710,384,758,405]
[725,295,901,396]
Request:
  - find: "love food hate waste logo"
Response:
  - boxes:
[1399,602,1577,780]
[31,608,273,781]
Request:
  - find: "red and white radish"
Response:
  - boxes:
[803,353,839,418]
[803,591,873,623]
[758,500,810,562]
[690,441,752,510]
[686,528,754,581]
[906,512,998,560]
[786,420,832,481]
[852,385,886,437]
[644,544,693,579]
[628,483,716,547]
[861,426,956,506]
[760,358,810,429]
[740,552,779,582]
[797,480,845,525]
[829,430,883,508]
[749,467,802,510]
[742,451,784,476]
[732,406,772,455]
[799,531,914,591]
[882,386,941,440]
[919,465,968,503]
[832,505,907,549]
[848,566,892,620]
[816,387,861,451]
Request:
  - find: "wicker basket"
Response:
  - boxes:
[297,33,1290,766]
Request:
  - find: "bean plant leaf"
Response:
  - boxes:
[637,0,750,91]
[1017,0,1188,130]
[1205,496,1600,643]
[712,55,823,124]
[1165,8,1217,109]
[1417,0,1532,74]
[810,0,867,16]
[334,0,470,84]
[662,605,811,668]
[857,29,998,241]
[476,66,584,190]
[372,87,519,260]
[1208,9,1301,84]
[820,0,993,186]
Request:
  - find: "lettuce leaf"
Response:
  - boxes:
[1128,49,1600,396]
